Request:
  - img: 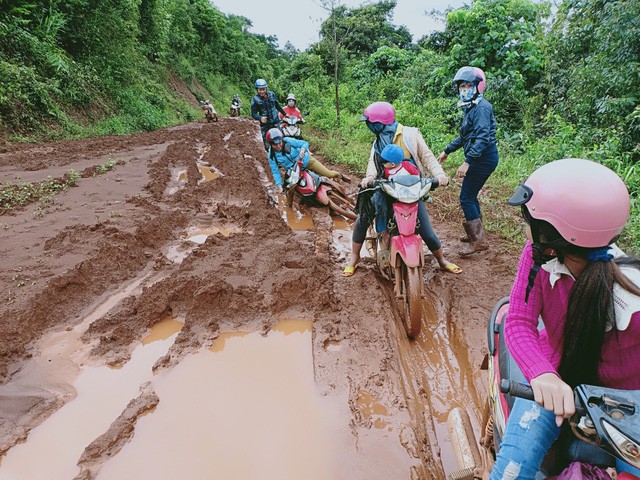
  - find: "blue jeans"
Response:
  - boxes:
[352,197,441,252]
[460,144,499,221]
[489,398,560,480]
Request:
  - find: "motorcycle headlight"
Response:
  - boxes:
[602,420,640,468]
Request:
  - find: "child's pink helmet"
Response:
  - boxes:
[508,158,630,248]
[360,102,396,125]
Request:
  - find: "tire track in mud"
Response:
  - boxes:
[0,118,519,479]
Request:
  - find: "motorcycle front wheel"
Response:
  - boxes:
[399,263,422,338]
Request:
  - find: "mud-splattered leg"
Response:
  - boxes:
[489,398,560,480]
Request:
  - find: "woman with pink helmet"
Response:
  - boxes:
[342,101,462,277]
[489,158,640,478]
[438,66,498,257]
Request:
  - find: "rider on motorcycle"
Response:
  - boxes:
[370,144,421,237]
[265,128,344,194]
[231,94,242,113]
[280,93,304,121]
[490,158,640,479]
[201,100,218,121]
[342,101,460,277]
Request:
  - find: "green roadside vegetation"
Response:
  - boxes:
[272,0,639,250]
[1,0,638,249]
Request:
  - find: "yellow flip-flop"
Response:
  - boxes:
[441,263,462,274]
[342,265,358,277]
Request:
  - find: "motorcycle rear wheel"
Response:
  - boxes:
[400,263,422,338]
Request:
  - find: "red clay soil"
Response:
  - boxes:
[0,117,520,479]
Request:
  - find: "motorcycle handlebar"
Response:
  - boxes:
[500,379,535,401]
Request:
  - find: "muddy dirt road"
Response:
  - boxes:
[0,118,518,479]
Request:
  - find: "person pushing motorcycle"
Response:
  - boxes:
[250,79,286,151]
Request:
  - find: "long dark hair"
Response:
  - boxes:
[532,218,640,387]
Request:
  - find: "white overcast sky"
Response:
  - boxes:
[211,0,468,50]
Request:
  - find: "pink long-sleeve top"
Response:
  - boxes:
[505,242,640,390]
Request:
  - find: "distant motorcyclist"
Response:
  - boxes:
[201,100,218,122]
[250,79,286,151]
[280,93,304,122]
[230,94,242,116]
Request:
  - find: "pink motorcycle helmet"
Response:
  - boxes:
[508,158,630,248]
[453,66,487,94]
[360,101,396,125]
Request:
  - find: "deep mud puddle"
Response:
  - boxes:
[0,318,183,479]
[96,319,344,480]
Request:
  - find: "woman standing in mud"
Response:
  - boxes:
[491,158,640,478]
[342,101,461,277]
[437,66,498,257]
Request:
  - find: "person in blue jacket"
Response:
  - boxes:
[437,66,499,257]
[250,79,287,151]
[264,128,343,194]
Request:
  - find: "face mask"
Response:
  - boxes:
[366,121,385,135]
[287,101,295,107]
[459,85,477,102]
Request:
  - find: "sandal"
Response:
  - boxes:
[342,265,358,277]
[440,263,462,274]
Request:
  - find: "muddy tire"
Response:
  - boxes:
[446,407,481,479]
[400,264,422,338]
[327,190,357,220]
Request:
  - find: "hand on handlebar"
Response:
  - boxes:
[437,175,449,187]
[530,373,575,427]
[360,176,374,189]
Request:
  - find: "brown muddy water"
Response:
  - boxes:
[95,319,345,480]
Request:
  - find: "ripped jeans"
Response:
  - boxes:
[489,398,560,480]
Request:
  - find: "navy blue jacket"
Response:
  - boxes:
[250,91,286,127]
[444,98,497,162]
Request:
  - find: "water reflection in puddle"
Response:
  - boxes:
[186,224,243,244]
[276,200,314,231]
[97,319,341,480]
[0,323,182,479]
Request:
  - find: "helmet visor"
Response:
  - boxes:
[507,183,534,206]
[271,137,283,145]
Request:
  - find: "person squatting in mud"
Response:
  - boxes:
[250,78,286,151]
[490,158,640,479]
[342,101,462,277]
[264,128,345,196]
[438,66,499,257]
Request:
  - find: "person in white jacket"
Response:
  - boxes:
[342,101,462,277]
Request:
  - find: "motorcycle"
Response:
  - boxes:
[284,159,356,221]
[361,175,439,339]
[280,115,304,140]
[446,296,640,479]
[201,101,219,123]
[229,100,242,117]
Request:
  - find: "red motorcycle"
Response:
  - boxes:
[447,297,640,479]
[363,175,439,339]
[284,160,356,220]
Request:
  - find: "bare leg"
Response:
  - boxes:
[432,247,452,269]
[347,242,363,268]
